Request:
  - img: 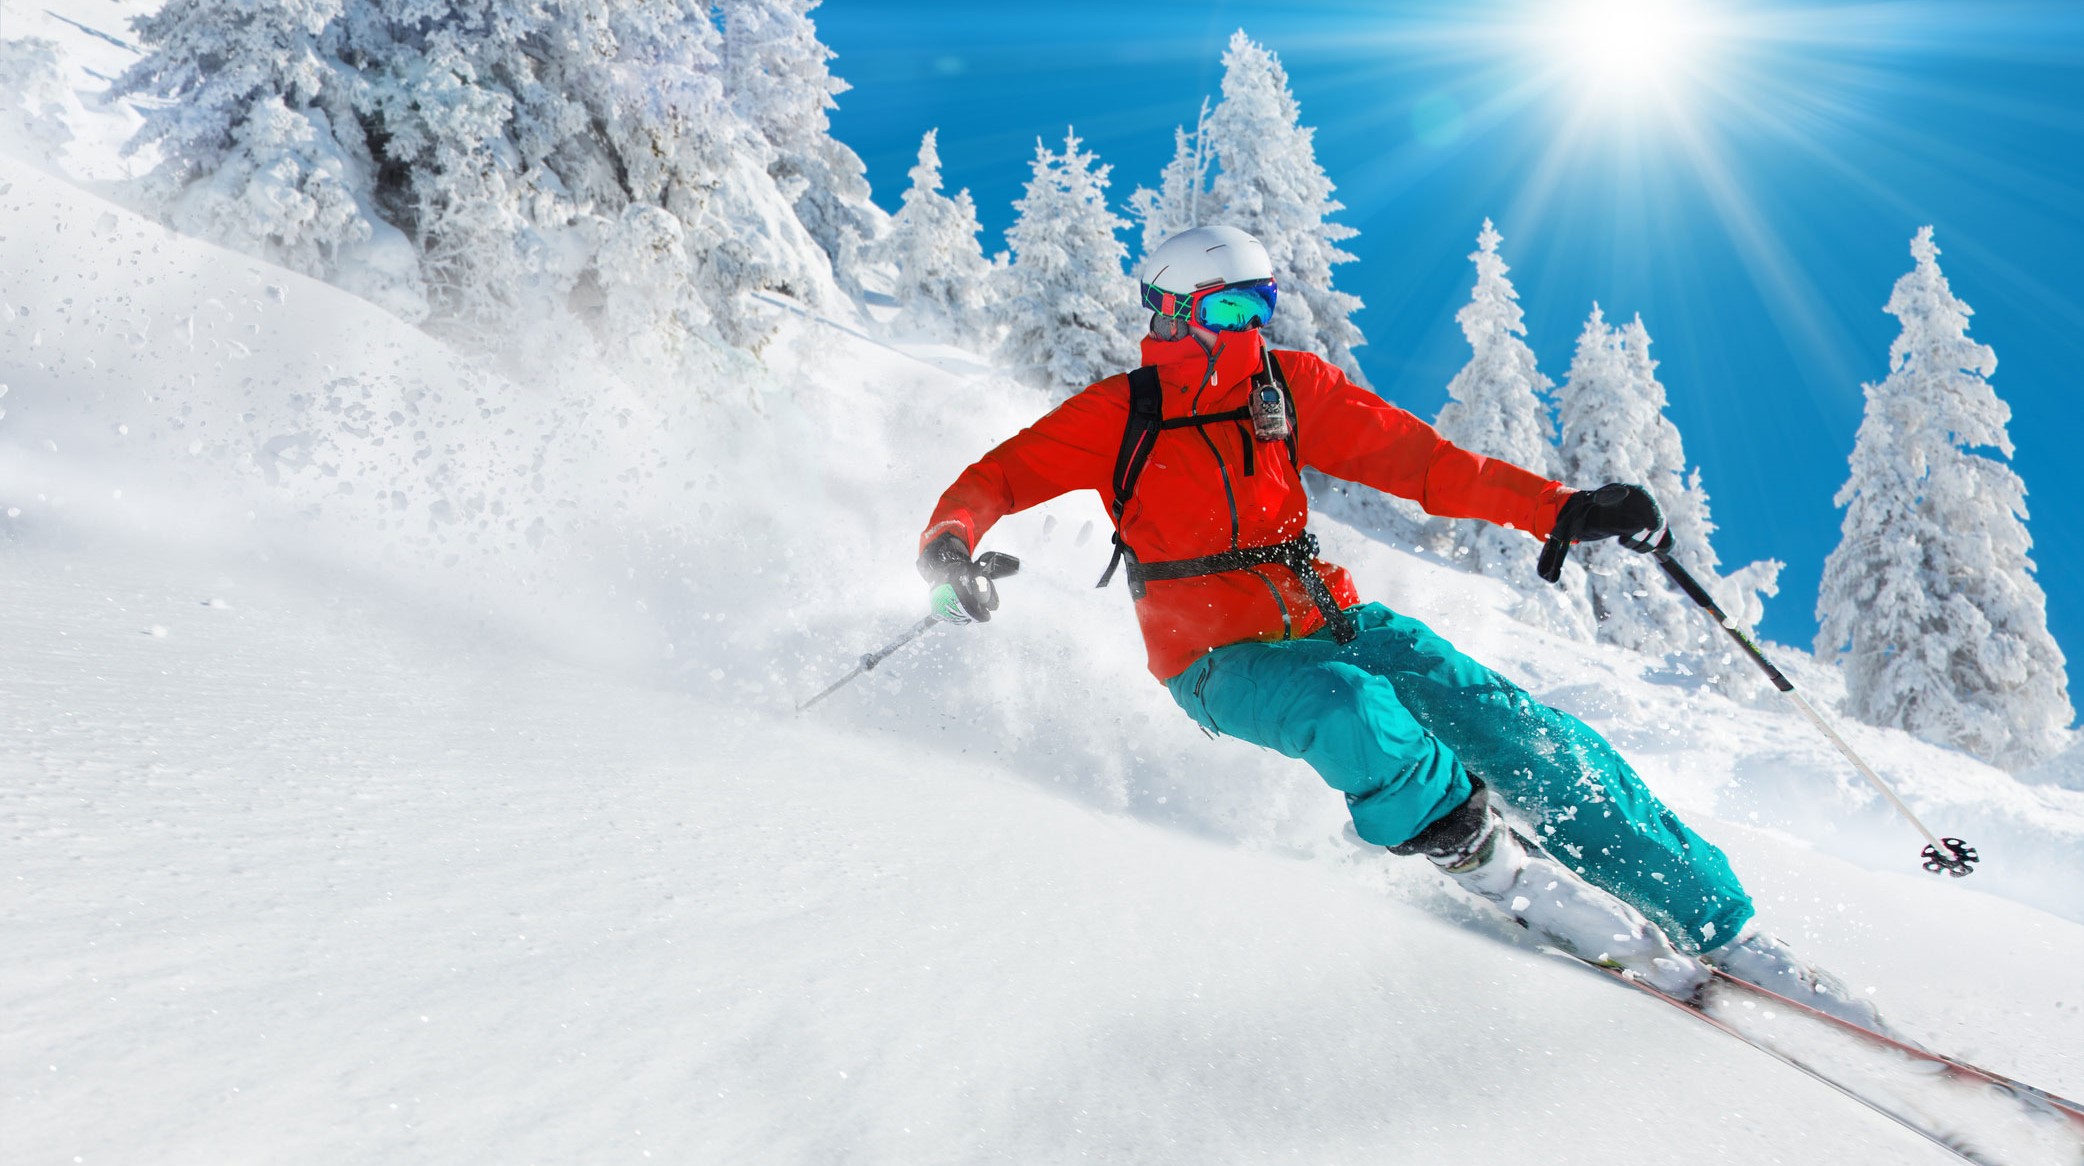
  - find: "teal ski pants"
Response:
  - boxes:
[1164,602,1754,952]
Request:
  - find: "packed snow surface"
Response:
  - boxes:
[6,18,2084,1162]
[15,535,2068,1166]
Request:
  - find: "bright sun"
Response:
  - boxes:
[1545,0,1715,98]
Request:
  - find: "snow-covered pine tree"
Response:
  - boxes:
[1621,319,1782,651]
[1425,220,1587,633]
[1201,30,1364,380]
[339,1,541,333]
[114,0,408,309]
[1128,99,1211,262]
[882,129,994,342]
[116,0,341,193]
[120,0,844,360]
[1436,221,1558,480]
[1559,308,1780,691]
[996,130,1140,397]
[574,0,840,347]
[716,0,882,294]
[1816,227,2071,767]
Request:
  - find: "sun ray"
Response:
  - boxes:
[1660,95,1872,401]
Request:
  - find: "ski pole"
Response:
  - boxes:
[796,551,1021,713]
[1544,524,1979,877]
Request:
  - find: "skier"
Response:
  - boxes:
[917,226,1882,1021]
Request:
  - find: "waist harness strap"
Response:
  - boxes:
[1127,531,1359,644]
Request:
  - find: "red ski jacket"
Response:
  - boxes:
[922,329,1571,680]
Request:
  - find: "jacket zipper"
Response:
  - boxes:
[1192,425,1243,549]
[1189,352,1243,550]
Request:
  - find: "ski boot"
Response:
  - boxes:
[1397,779,1709,999]
[1703,924,1904,1040]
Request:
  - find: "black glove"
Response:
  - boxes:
[917,532,1000,624]
[1561,483,1664,542]
[1537,484,1666,583]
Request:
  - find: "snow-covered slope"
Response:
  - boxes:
[14,531,2050,1166]
[6,32,2084,1161]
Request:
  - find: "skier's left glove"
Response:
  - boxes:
[1539,484,1666,582]
[917,532,1000,624]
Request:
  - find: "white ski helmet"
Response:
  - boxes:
[1139,225,1278,331]
[1140,225,1273,295]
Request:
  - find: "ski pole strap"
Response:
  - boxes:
[1537,498,1595,584]
[1126,531,1359,644]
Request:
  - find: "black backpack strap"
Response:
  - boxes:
[1097,366,1164,589]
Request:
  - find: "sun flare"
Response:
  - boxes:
[1544,0,1715,98]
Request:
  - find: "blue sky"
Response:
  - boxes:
[819,0,2084,684]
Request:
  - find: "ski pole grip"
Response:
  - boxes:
[1618,526,1675,560]
[976,551,1021,581]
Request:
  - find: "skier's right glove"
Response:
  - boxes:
[1563,482,1664,542]
[1538,483,1666,583]
[918,532,1000,624]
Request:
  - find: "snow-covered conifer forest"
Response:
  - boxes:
[4,3,2083,1161]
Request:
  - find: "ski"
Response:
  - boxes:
[1706,970,2084,1126]
[1580,959,2084,1165]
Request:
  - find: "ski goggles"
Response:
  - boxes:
[1141,278,1279,332]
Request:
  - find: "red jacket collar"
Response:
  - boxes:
[1139,328,1267,395]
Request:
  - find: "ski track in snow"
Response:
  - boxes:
[4,17,2084,1163]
